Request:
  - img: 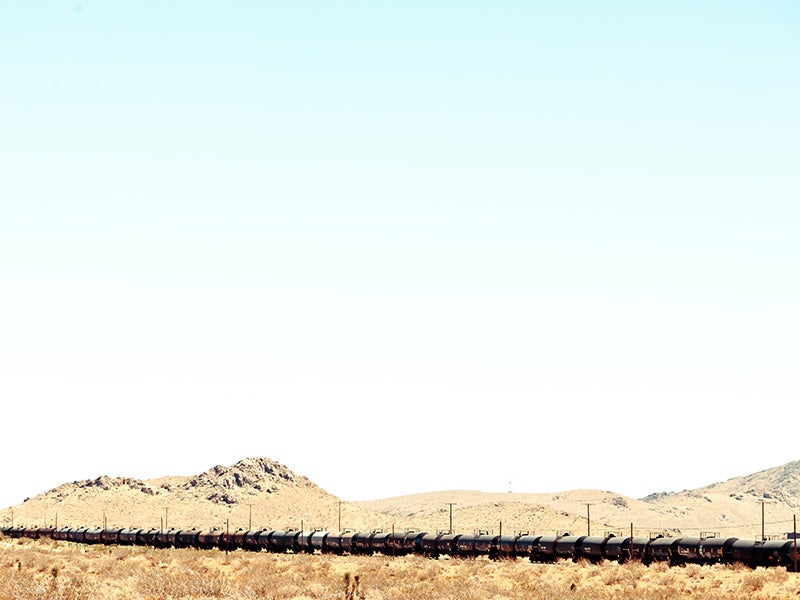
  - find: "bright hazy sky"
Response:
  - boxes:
[1,2,798,511]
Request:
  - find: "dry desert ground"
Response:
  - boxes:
[3,535,800,600]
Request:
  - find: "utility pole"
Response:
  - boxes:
[629,523,634,561]
[165,507,169,530]
[338,501,343,532]
[762,500,765,542]
[447,503,457,534]
[586,504,592,537]
[794,514,797,573]
[248,504,252,531]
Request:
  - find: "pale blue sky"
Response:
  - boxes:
[1,2,798,510]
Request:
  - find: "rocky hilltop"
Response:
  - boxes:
[44,458,317,506]
[153,457,318,505]
[699,461,800,501]
[4,458,381,533]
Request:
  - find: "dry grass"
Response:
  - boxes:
[3,537,800,600]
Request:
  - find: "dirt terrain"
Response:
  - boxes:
[4,457,800,541]
[3,536,799,600]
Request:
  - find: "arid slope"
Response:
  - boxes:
[5,457,800,540]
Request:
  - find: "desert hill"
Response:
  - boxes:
[4,457,800,540]
[3,457,383,533]
[635,461,800,540]
[698,460,800,500]
[357,461,800,540]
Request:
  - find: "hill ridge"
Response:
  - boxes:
[5,457,800,540]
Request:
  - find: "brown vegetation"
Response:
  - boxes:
[3,536,800,600]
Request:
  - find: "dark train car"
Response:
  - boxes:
[531,535,561,562]
[270,530,300,553]
[756,540,796,568]
[579,536,609,563]
[369,532,391,555]
[603,536,628,562]
[386,531,409,556]
[435,533,460,557]
[555,535,587,561]
[156,529,179,548]
[53,526,72,541]
[100,528,123,545]
[37,527,56,540]
[22,526,41,539]
[324,531,357,555]
[197,530,223,550]
[453,533,479,557]
[234,529,250,549]
[220,529,247,551]
[140,528,161,546]
[629,537,653,563]
[351,532,373,555]
[494,535,518,559]
[730,539,761,567]
[8,526,26,539]
[782,540,800,571]
[648,537,680,564]
[67,527,89,544]
[407,531,426,555]
[243,530,263,551]
[338,531,356,555]
[308,531,328,554]
[513,535,541,559]
[118,528,142,545]
[175,529,199,548]
[674,537,703,565]
[255,530,274,551]
[322,531,343,554]
[83,527,104,544]
[454,533,500,558]
[699,537,738,564]
[419,533,442,557]
[604,536,652,563]
[386,531,421,556]
[294,531,315,554]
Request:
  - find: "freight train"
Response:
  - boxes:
[2,525,798,570]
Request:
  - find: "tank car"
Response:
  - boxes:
[698,537,738,564]
[118,528,142,545]
[554,535,587,562]
[578,536,609,563]
[196,529,223,550]
[494,534,518,560]
[174,529,199,548]
[531,535,561,562]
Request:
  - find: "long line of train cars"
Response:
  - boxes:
[2,525,798,570]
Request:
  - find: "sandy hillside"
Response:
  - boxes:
[360,462,800,539]
[1,457,383,533]
[4,457,800,540]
